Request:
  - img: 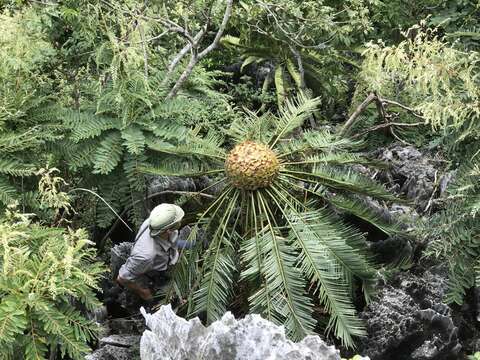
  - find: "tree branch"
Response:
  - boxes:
[339,93,377,136]
[166,0,234,99]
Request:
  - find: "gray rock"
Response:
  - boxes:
[358,268,461,359]
[372,144,452,212]
[86,345,138,360]
[100,335,141,348]
[140,305,367,360]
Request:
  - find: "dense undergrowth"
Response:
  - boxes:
[0,0,479,358]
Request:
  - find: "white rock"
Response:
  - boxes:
[140,305,361,360]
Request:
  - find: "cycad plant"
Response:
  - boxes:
[143,94,399,347]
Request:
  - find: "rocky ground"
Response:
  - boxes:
[88,144,480,359]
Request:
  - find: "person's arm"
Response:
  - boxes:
[116,276,153,300]
[117,255,153,300]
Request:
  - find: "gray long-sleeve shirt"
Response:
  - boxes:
[118,219,179,281]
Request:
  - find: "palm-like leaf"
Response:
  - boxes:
[145,94,401,347]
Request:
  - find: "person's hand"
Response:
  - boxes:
[138,287,153,301]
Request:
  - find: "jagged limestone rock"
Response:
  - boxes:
[358,267,461,359]
[140,305,368,360]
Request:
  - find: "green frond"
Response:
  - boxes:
[286,58,303,88]
[140,114,188,142]
[146,132,225,161]
[241,56,263,72]
[283,153,386,168]
[282,165,397,202]
[328,195,400,236]
[0,176,17,205]
[60,140,96,170]
[228,111,274,144]
[24,331,48,360]
[265,185,373,346]
[255,191,316,340]
[274,64,287,107]
[37,307,91,359]
[92,131,123,174]
[277,130,362,158]
[0,296,27,348]
[192,190,240,322]
[0,156,35,176]
[123,153,147,192]
[67,111,120,143]
[121,125,145,155]
[269,93,321,148]
[139,160,224,178]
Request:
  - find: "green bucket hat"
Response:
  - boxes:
[149,203,185,237]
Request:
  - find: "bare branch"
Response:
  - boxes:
[382,99,426,121]
[339,93,377,136]
[162,28,206,86]
[166,0,234,99]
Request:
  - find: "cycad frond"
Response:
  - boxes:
[269,93,321,148]
[277,130,361,158]
[253,191,316,340]
[146,131,226,161]
[192,190,239,322]
[228,110,274,144]
[264,185,372,346]
[283,165,397,202]
[328,195,400,236]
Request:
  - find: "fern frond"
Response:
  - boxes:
[121,125,145,155]
[0,297,27,347]
[0,176,17,205]
[92,131,123,174]
[67,111,119,143]
[0,156,35,176]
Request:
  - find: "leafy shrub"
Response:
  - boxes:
[0,208,105,359]
[356,28,479,143]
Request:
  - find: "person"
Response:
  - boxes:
[116,203,186,301]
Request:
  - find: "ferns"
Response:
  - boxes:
[0,213,105,360]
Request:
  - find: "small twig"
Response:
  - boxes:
[382,99,426,121]
[138,23,149,80]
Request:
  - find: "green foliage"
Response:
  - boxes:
[468,352,480,360]
[424,160,480,305]
[146,95,400,347]
[357,28,479,142]
[0,208,105,359]
[0,9,61,209]
[222,0,375,115]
